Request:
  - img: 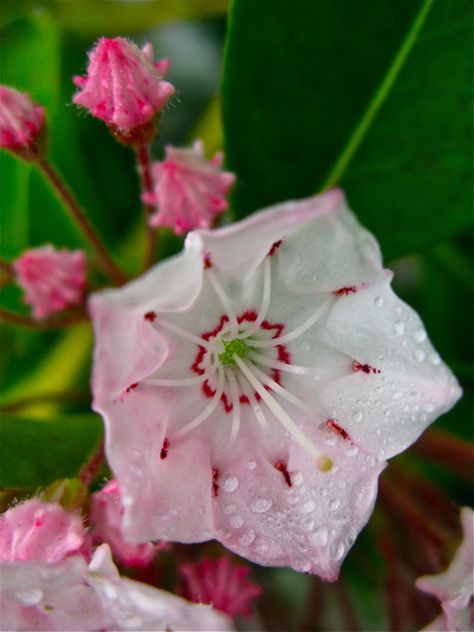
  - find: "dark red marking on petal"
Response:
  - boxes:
[275,459,292,487]
[160,438,170,459]
[268,240,282,257]
[125,383,138,393]
[326,419,351,441]
[352,360,381,374]
[333,286,357,296]
[237,310,257,324]
[212,468,219,497]
[203,254,212,269]
[144,311,156,322]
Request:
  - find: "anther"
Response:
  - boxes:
[317,455,333,472]
[325,419,351,441]
[125,383,138,393]
[144,311,156,322]
[160,438,170,459]
[333,286,357,296]
[275,460,292,487]
[268,240,282,257]
[212,468,219,497]
[352,360,381,374]
[203,253,212,269]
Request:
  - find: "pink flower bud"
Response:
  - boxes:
[144,140,236,234]
[0,85,45,160]
[179,556,262,617]
[73,37,175,145]
[14,245,87,320]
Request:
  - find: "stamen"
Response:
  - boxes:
[247,298,333,348]
[249,351,319,375]
[235,356,332,471]
[238,257,271,339]
[143,373,213,387]
[156,317,221,353]
[205,267,239,336]
[235,371,269,432]
[225,371,241,445]
[174,368,225,438]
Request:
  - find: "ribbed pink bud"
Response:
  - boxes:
[0,85,45,160]
[73,37,175,145]
[14,245,87,320]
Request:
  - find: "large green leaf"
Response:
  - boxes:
[222,0,471,260]
[0,413,103,488]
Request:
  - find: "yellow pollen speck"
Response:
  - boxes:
[317,455,333,472]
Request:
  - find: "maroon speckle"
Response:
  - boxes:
[212,468,219,497]
[334,286,357,296]
[144,311,156,322]
[268,240,282,257]
[275,460,292,487]
[203,254,212,269]
[352,360,381,374]
[160,438,170,459]
[326,419,351,441]
[125,383,138,393]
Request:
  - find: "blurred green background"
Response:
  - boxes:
[0,1,472,630]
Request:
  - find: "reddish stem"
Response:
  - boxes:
[334,577,360,632]
[38,159,127,285]
[411,428,474,482]
[79,439,105,486]
[379,533,409,632]
[0,307,88,329]
[135,144,158,271]
[298,577,325,632]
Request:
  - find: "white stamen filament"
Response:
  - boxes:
[234,356,325,462]
[246,298,332,348]
[206,267,239,336]
[235,371,269,432]
[238,257,272,339]
[249,351,319,375]
[156,317,221,353]
[143,374,211,387]
[174,367,225,438]
[225,370,241,446]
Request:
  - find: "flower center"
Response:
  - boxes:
[218,337,250,366]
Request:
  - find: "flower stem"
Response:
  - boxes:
[0,259,13,286]
[333,577,360,632]
[411,428,474,482]
[135,144,158,271]
[79,438,105,486]
[0,307,88,329]
[37,159,127,285]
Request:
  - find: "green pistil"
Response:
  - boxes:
[219,338,250,366]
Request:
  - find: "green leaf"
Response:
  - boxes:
[222,0,471,259]
[0,413,103,489]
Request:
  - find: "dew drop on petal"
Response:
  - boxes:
[374,296,384,307]
[15,588,43,606]
[309,526,328,547]
[229,514,244,529]
[224,504,236,514]
[292,472,304,486]
[430,353,441,365]
[251,498,273,514]
[351,410,363,422]
[330,541,345,561]
[393,320,405,337]
[302,518,315,532]
[292,558,312,573]
[247,460,257,470]
[300,500,316,514]
[239,528,255,546]
[222,475,239,492]
[414,349,425,362]
[329,498,341,511]
[414,329,427,343]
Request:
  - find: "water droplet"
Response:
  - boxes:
[247,460,257,470]
[324,435,337,446]
[251,498,272,513]
[392,391,403,400]
[329,498,341,511]
[224,504,235,514]
[414,329,427,343]
[423,402,435,413]
[300,500,316,514]
[430,353,441,365]
[309,526,328,547]
[393,320,405,337]
[16,588,43,606]
[229,514,244,529]
[366,455,376,466]
[292,472,304,486]
[330,541,345,561]
[351,410,363,422]
[374,296,384,307]
[302,517,315,532]
[414,349,425,362]
[292,558,312,573]
[222,475,239,492]
[239,528,255,546]
[125,616,143,629]
[346,446,359,457]
[287,493,299,505]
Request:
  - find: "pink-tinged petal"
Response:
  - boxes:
[91,480,160,568]
[13,245,87,320]
[90,191,460,579]
[73,38,175,140]
[146,140,235,235]
[178,556,262,616]
[0,85,45,159]
[0,498,85,563]
[416,507,474,632]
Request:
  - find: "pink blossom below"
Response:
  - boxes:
[144,140,236,234]
[90,189,461,580]
[14,245,86,320]
[91,480,160,568]
[179,556,262,616]
[0,85,45,159]
[73,38,175,144]
[416,507,474,632]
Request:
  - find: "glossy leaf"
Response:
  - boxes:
[222,0,471,259]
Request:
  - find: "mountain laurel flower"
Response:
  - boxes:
[0,500,233,631]
[416,507,473,632]
[14,245,87,320]
[91,479,161,568]
[73,37,175,145]
[0,85,45,160]
[178,555,262,617]
[143,140,236,234]
[90,189,461,580]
